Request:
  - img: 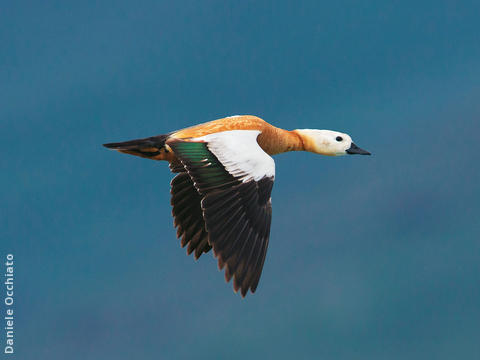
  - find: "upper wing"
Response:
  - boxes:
[168,130,275,297]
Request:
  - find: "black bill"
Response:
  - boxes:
[346,143,371,155]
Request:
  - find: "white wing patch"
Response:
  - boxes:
[195,130,275,182]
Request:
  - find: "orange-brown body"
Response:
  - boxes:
[171,115,304,157]
[109,115,314,163]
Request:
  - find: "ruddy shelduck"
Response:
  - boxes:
[104,115,370,297]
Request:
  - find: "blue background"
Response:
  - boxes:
[2,1,480,359]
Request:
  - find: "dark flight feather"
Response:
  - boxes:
[170,172,211,259]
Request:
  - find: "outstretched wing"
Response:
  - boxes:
[168,130,275,297]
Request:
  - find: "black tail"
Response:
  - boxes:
[103,134,170,159]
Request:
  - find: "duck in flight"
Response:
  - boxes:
[104,115,370,297]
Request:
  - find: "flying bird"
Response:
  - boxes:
[103,115,370,297]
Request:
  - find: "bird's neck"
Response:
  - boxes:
[258,126,305,155]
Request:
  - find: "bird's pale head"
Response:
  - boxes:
[294,129,371,156]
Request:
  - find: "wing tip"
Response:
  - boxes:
[221,261,256,298]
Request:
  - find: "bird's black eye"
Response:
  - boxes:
[336,136,343,142]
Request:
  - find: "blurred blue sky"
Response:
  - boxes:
[1,1,480,359]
